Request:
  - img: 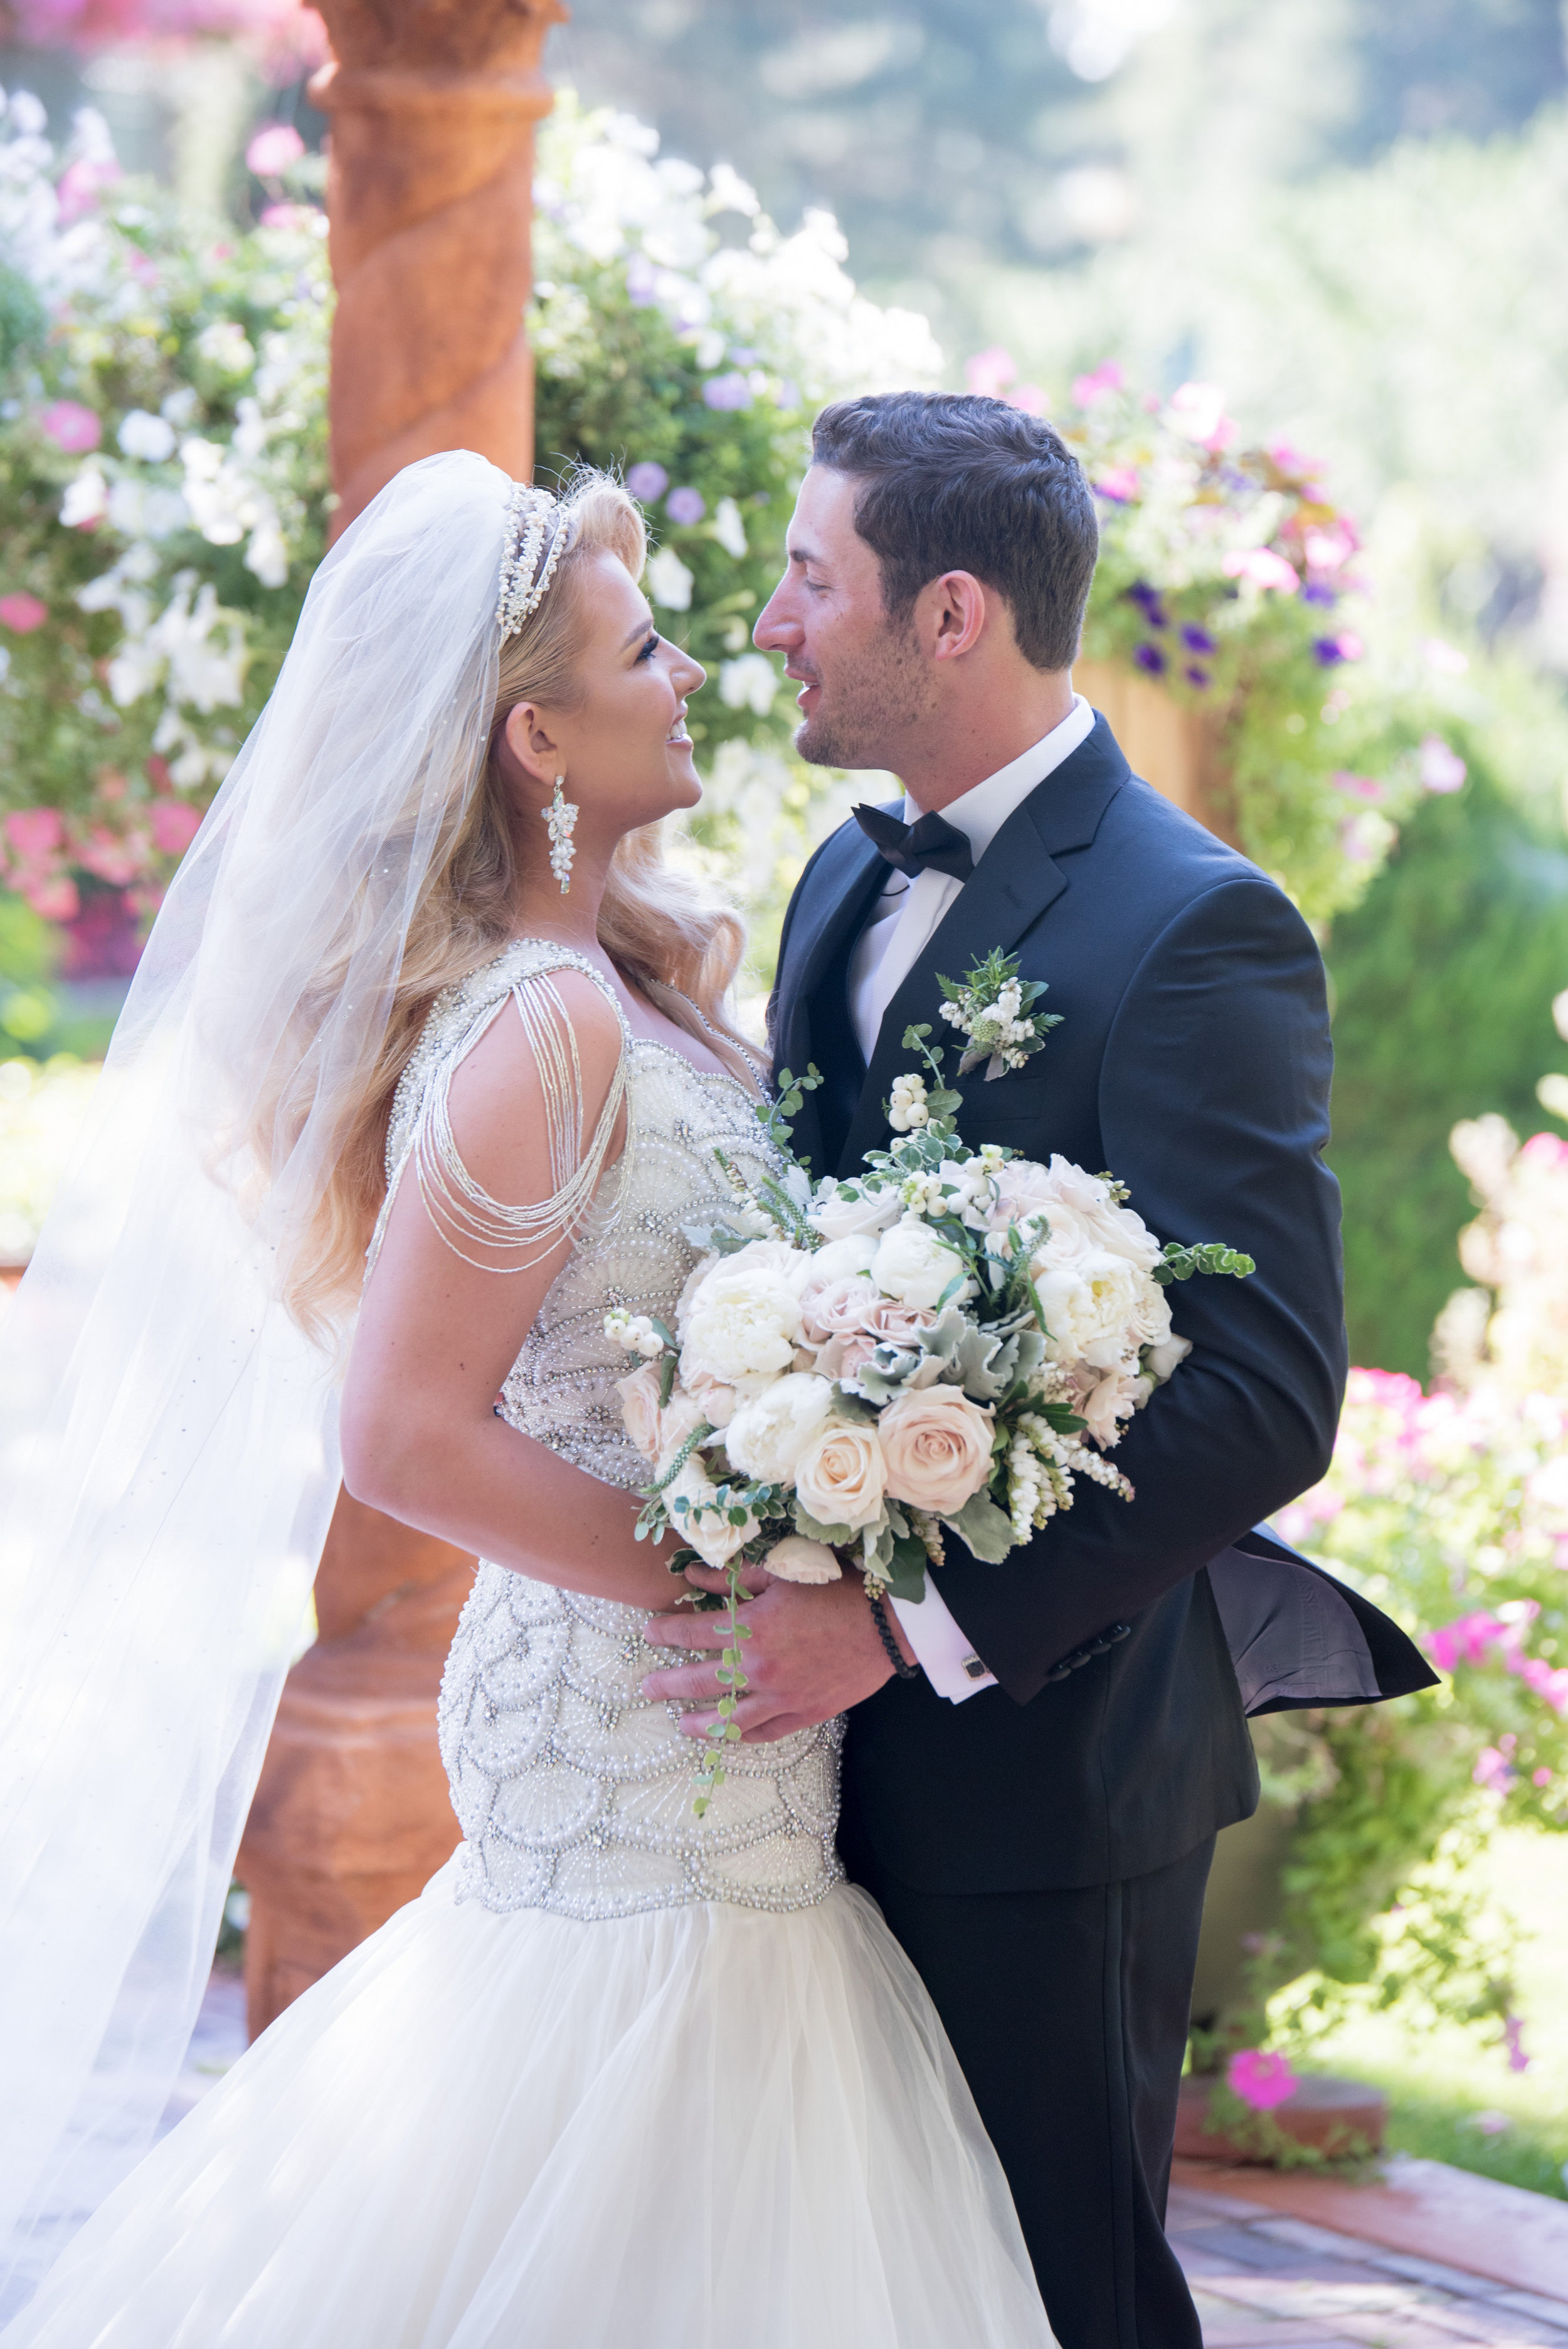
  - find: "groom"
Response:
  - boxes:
[646,391,1434,2346]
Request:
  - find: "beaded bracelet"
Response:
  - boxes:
[867,1588,921,1680]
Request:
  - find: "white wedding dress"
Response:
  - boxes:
[11,942,1054,2349]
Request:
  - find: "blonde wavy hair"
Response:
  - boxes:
[280,467,751,1339]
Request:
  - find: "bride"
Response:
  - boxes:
[0,452,1054,2346]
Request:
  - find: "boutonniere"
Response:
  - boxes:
[937,948,1062,1080]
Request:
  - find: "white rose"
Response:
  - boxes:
[872,1215,972,1312]
[655,1388,714,1472]
[811,1179,903,1243]
[1030,1248,1145,1369]
[667,1459,757,1569]
[1128,1275,1174,1349]
[877,1388,995,1515]
[615,1362,664,1461]
[679,1249,806,1394]
[765,1535,842,1585]
[793,1420,887,1530]
[724,1372,835,1485]
[1144,1333,1192,1382]
[1074,1366,1142,1449]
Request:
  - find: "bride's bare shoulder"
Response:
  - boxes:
[443,960,625,1200]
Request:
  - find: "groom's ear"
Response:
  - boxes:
[919,570,992,664]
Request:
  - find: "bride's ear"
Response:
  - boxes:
[501,700,561,789]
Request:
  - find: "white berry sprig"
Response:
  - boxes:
[937,946,1061,1079]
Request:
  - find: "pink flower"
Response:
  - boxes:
[77,822,151,888]
[1008,384,1047,416]
[965,346,1017,400]
[1221,547,1299,594]
[149,800,201,857]
[259,201,315,230]
[55,154,120,224]
[1071,360,1124,406]
[1503,2016,1530,2074]
[1516,1658,1568,1716]
[1094,464,1140,503]
[1304,528,1354,571]
[38,400,101,454]
[246,122,306,177]
[0,591,48,634]
[23,874,79,921]
[1520,1131,1568,1174]
[1419,735,1466,794]
[1474,1739,1516,1793]
[1167,380,1235,450]
[1534,1768,1554,1788]
[1226,2048,1296,2111]
[1334,772,1385,803]
[1332,630,1365,662]
[4,808,65,861]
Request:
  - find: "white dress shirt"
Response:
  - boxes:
[847,695,1096,1702]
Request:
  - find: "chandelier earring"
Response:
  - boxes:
[541,774,579,895]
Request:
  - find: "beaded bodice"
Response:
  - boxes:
[381,941,844,1921]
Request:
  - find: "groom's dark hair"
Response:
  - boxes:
[810,391,1098,672]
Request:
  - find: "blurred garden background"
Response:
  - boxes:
[3,0,1567,2210]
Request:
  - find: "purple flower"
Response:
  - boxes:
[1126,580,1159,610]
[1301,580,1338,608]
[665,486,706,526]
[1503,2015,1530,2074]
[702,371,753,412]
[625,253,658,307]
[625,462,669,501]
[1185,665,1210,690]
[1313,636,1347,666]
[1180,623,1217,655]
[1132,644,1167,676]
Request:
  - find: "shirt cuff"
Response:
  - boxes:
[889,1582,997,1703]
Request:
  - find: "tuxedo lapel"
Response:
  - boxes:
[838,718,1131,1174]
[771,814,889,1175]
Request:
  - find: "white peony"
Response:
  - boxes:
[1002,1155,1162,1271]
[678,1242,809,1394]
[872,1215,972,1312]
[765,1535,841,1584]
[798,1234,877,1288]
[1030,1248,1146,1370]
[811,1179,903,1243]
[1128,1274,1175,1350]
[723,1372,835,1484]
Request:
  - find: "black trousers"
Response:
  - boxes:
[847,1837,1215,2349]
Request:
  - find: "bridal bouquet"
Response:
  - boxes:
[607,952,1252,1806]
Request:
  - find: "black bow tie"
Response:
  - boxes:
[853,803,974,882]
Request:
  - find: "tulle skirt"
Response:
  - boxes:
[11,1864,1055,2347]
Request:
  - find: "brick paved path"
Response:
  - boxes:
[1172,2176,1568,2348]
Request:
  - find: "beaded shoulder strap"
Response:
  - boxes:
[368,941,630,1281]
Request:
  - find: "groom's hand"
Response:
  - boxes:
[641,1570,916,1741]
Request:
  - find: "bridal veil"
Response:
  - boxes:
[0,450,517,2311]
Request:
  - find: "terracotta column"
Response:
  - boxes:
[236,0,563,2039]
[1074,657,1242,848]
[309,0,566,537]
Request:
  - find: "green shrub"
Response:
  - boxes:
[1327,758,1568,1373]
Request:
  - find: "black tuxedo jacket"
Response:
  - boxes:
[770,714,1437,1893]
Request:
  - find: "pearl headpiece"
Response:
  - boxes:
[497,482,569,639]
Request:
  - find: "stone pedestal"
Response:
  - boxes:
[1074,657,1241,848]
[1177,2072,1388,2164]
[309,0,566,537]
[236,1491,473,2037]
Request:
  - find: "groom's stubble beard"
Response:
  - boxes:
[792,615,932,772]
